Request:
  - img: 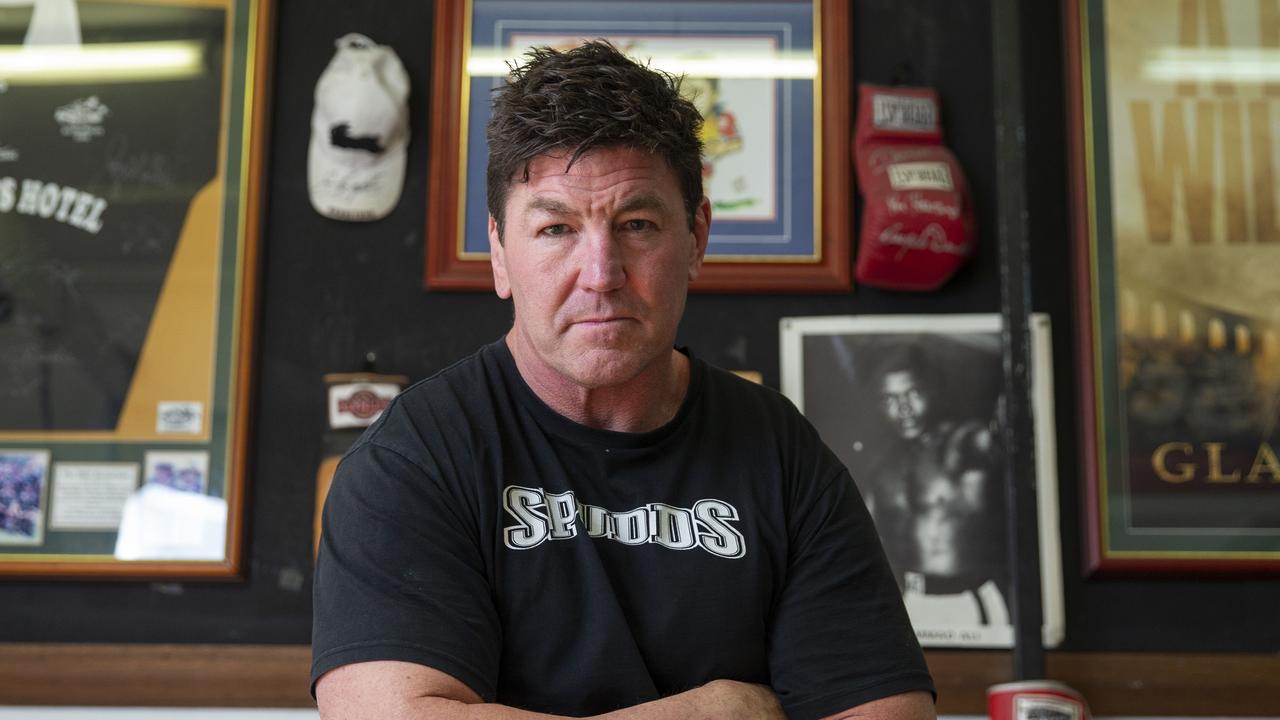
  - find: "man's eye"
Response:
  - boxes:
[621,219,656,232]
[540,224,570,236]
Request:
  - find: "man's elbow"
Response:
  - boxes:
[315,660,484,720]
[820,690,936,720]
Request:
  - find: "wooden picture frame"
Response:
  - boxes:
[1066,0,1280,573]
[0,0,273,578]
[426,0,851,293]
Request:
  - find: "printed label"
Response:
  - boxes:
[157,401,203,434]
[55,96,110,142]
[328,382,400,429]
[502,485,746,559]
[1013,695,1082,720]
[872,94,937,133]
[0,177,109,234]
[888,162,954,191]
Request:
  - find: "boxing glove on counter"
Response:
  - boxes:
[854,84,975,291]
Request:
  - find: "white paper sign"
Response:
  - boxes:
[50,463,138,530]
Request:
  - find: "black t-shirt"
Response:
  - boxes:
[311,339,933,718]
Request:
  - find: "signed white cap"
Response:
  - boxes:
[308,33,410,222]
[3,0,82,46]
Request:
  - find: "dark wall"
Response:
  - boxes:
[4,0,1278,656]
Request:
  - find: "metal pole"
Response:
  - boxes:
[991,0,1046,681]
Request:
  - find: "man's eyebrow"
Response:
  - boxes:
[527,197,575,215]
[615,192,670,215]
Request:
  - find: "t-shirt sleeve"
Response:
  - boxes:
[310,438,500,700]
[768,467,935,719]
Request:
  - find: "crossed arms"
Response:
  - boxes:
[315,661,935,720]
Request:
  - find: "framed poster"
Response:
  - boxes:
[1067,0,1280,573]
[425,0,851,293]
[780,314,1064,648]
[0,0,273,578]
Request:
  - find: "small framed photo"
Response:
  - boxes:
[0,450,50,546]
[143,451,209,495]
[780,313,1064,648]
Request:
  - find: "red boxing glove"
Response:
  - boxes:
[853,84,975,291]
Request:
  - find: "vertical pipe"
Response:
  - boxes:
[991,0,1046,681]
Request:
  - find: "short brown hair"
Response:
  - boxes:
[486,40,704,239]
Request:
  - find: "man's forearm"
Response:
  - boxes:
[398,682,778,720]
[319,674,780,720]
[316,662,782,720]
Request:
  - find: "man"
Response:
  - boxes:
[866,349,1009,629]
[312,42,934,719]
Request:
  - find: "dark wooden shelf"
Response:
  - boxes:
[0,643,1275,715]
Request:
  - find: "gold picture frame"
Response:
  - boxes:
[1067,0,1280,573]
[0,0,273,578]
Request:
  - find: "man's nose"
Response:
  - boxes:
[577,227,626,291]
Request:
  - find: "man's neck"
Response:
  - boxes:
[505,333,690,434]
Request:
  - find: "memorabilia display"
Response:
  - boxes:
[852,84,975,291]
[308,32,410,222]
[314,371,408,556]
[1067,0,1280,572]
[425,0,852,292]
[987,681,1091,720]
[780,313,1064,648]
[0,450,49,546]
[0,0,272,577]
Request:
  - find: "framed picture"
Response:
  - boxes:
[0,0,273,578]
[780,314,1064,648]
[425,0,851,292]
[1067,0,1280,573]
[0,450,50,547]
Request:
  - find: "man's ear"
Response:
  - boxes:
[687,196,711,281]
[489,215,512,299]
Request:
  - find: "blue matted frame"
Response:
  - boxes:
[426,0,851,292]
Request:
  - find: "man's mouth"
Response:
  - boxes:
[573,316,630,326]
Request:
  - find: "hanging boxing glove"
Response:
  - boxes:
[853,84,976,291]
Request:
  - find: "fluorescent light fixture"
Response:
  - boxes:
[1142,47,1280,84]
[0,41,204,84]
[467,49,817,79]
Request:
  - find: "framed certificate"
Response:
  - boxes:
[425,0,852,292]
[0,0,273,578]
[1067,0,1280,573]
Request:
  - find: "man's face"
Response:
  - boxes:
[880,369,928,439]
[489,146,709,391]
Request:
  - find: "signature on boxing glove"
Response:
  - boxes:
[877,223,971,260]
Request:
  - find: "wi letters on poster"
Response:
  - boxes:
[1069,0,1280,572]
[780,314,1064,648]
